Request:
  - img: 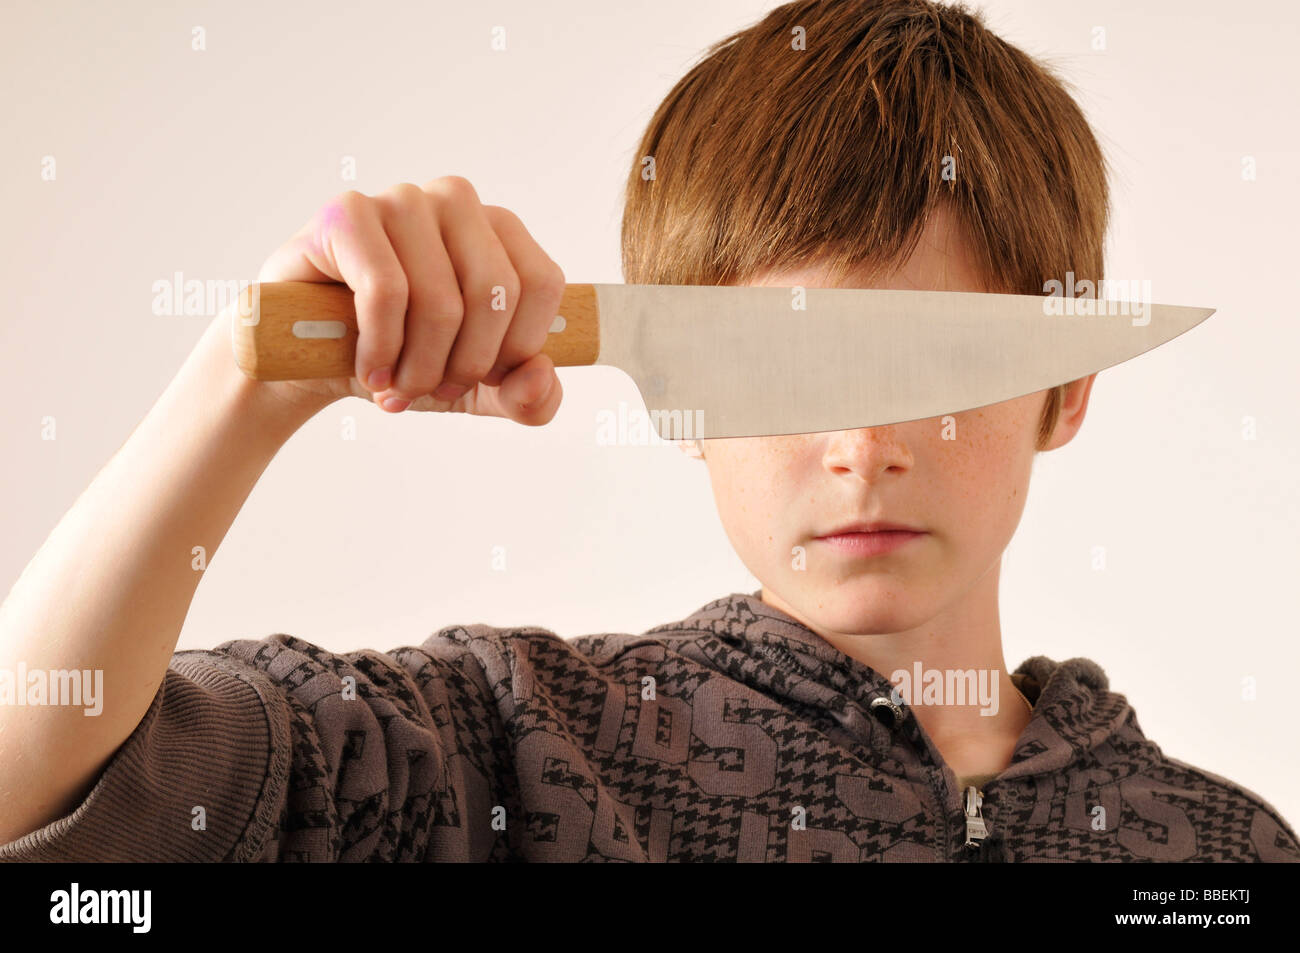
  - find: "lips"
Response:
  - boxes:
[816,521,925,537]
[813,523,926,557]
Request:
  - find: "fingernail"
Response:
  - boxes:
[367,366,392,391]
[433,382,467,402]
[380,396,410,413]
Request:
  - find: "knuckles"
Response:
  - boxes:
[522,260,566,302]
[378,181,427,208]
[422,174,479,206]
[320,177,564,424]
[356,266,408,310]
[425,297,466,325]
[447,355,496,385]
[333,189,369,220]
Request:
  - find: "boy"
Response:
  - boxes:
[1,0,1296,861]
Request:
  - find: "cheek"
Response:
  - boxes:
[933,408,1036,526]
[706,441,804,542]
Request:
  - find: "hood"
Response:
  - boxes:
[644,590,1148,788]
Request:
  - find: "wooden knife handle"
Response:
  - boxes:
[230,280,599,380]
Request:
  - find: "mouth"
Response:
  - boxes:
[818,521,925,536]
[813,522,927,557]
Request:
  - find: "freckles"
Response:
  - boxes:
[954,412,1023,464]
[927,410,1034,527]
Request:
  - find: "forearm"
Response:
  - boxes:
[0,310,326,842]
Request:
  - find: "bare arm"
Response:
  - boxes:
[0,310,329,842]
[0,177,564,846]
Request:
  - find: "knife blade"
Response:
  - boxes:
[229,281,1214,440]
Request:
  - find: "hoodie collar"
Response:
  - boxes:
[650,590,1143,784]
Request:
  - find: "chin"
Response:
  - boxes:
[783,579,930,636]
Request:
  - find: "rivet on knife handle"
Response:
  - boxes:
[229,280,600,381]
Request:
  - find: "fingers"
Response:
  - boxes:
[479,205,567,388]
[262,190,411,393]
[259,176,566,425]
[422,176,519,404]
[373,183,462,403]
[480,353,564,426]
[335,199,411,395]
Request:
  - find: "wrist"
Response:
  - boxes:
[196,310,336,443]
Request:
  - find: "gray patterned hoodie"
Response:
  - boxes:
[2,591,1296,862]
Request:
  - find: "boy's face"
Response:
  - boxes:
[686,205,1096,638]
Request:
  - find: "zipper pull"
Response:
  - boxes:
[963,785,989,850]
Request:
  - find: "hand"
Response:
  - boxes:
[251,176,565,424]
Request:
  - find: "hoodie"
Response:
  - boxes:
[2,591,1295,862]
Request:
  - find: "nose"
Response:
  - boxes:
[820,425,914,482]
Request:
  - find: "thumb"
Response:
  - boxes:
[477,353,563,425]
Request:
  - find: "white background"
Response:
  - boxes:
[2,0,1297,826]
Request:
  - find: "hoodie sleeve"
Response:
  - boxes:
[0,632,513,862]
[1160,755,1300,862]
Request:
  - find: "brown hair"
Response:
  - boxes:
[620,0,1111,450]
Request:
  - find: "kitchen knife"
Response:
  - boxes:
[229,281,1214,440]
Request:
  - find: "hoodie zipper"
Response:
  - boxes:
[967,790,982,847]
[754,641,1002,860]
[962,786,989,851]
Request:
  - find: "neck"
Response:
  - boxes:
[760,564,1030,781]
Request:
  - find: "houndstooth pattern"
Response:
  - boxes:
[199,593,1300,862]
